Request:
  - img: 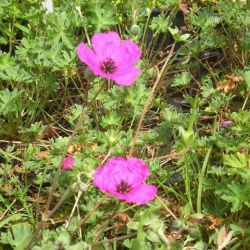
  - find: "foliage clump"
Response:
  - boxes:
[0,0,250,249]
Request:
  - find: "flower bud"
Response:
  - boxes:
[71,182,88,193]
[61,155,74,170]
[188,227,201,239]
[221,120,233,128]
[146,67,157,78]
[79,183,88,192]
[71,182,78,192]
[130,24,141,36]
[170,219,186,230]
[145,8,151,17]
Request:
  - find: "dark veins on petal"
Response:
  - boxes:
[116,180,132,194]
[100,58,117,73]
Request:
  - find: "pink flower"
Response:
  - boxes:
[77,32,141,86]
[221,120,233,128]
[61,155,74,170]
[93,157,157,205]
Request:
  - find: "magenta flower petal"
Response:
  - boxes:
[77,43,100,74]
[92,32,121,59]
[93,157,157,205]
[110,67,141,86]
[93,157,126,194]
[120,40,141,66]
[126,157,149,182]
[77,31,141,86]
[123,184,158,205]
[93,157,149,192]
[61,155,74,170]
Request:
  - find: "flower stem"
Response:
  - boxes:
[44,82,105,216]
[128,44,175,157]
[156,195,178,220]
[25,82,106,249]
[197,147,212,214]
[25,185,71,250]
[65,190,83,229]
[242,93,249,110]
[94,201,121,241]
[93,232,137,246]
[71,195,108,236]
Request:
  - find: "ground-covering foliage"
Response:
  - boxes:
[0,0,250,249]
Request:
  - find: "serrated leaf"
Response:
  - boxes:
[0,223,33,250]
[172,71,192,87]
[223,153,250,179]
[216,182,250,212]
[90,5,119,32]
[0,214,26,229]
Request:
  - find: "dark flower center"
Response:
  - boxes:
[116,180,132,194]
[100,58,117,74]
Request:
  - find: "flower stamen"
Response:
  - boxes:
[100,58,117,74]
[116,180,132,194]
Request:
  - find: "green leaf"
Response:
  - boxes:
[189,7,221,35]
[14,23,30,34]
[0,214,26,229]
[0,88,23,115]
[171,71,192,87]
[130,239,150,250]
[32,230,89,250]
[146,231,161,243]
[201,75,216,98]
[168,27,190,42]
[150,14,170,33]
[243,70,250,91]
[223,152,250,179]
[216,182,250,212]
[0,223,33,250]
[90,4,119,32]
[0,36,7,45]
